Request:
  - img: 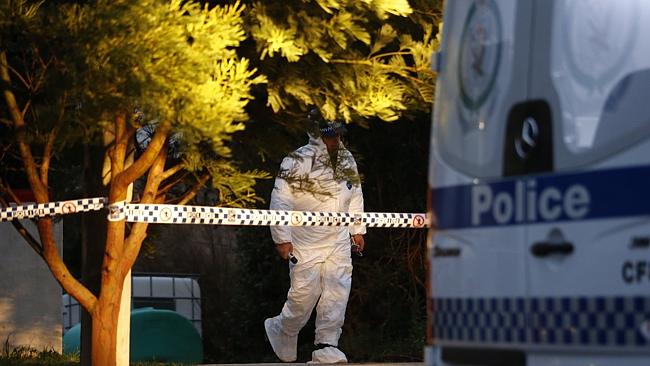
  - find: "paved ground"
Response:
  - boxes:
[203,363,424,366]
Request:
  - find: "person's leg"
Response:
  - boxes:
[280,259,323,335]
[311,252,352,363]
[266,258,323,362]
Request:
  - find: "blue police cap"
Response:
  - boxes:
[307,108,346,137]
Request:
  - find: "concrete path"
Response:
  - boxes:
[203,363,424,366]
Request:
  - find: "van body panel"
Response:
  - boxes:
[427,0,650,365]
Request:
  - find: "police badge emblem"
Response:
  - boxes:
[457,0,502,131]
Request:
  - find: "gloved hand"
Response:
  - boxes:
[351,234,365,253]
[275,242,294,260]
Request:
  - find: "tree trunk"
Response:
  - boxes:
[81,144,108,366]
[92,218,127,366]
[89,162,130,366]
[91,292,121,366]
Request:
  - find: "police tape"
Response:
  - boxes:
[1,197,429,228]
[0,198,106,222]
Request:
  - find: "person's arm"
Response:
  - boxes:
[270,157,295,260]
[348,161,366,251]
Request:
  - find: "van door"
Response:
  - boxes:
[524,0,650,359]
[428,0,534,361]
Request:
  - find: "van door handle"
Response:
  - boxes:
[434,246,461,257]
[530,242,574,257]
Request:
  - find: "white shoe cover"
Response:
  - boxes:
[264,317,297,362]
[308,346,348,364]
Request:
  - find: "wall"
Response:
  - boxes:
[0,220,63,353]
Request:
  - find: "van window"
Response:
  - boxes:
[435,0,518,178]
[551,0,650,158]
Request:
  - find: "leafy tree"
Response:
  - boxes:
[238,0,440,123]
[1,0,441,364]
[189,1,442,362]
[1,1,265,364]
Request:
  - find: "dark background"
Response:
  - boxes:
[131,113,432,363]
[40,101,432,363]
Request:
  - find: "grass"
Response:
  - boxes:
[0,344,79,366]
[0,344,192,366]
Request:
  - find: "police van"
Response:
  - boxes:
[426,1,650,365]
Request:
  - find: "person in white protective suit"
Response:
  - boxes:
[265,108,366,364]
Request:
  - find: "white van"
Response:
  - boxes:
[426,1,650,365]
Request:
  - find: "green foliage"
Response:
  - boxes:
[181,147,269,207]
[2,0,442,202]
[1,0,269,206]
[242,0,442,123]
[3,1,440,363]
[59,0,267,153]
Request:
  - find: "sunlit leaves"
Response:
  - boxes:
[2,0,270,206]
[251,4,306,62]
[180,58,266,155]
[370,24,398,55]
[363,0,413,18]
[2,0,442,208]
[266,83,286,113]
[328,12,370,46]
[182,147,270,207]
[246,0,441,123]
[283,78,314,107]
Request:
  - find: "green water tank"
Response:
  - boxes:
[62,325,80,355]
[63,308,202,363]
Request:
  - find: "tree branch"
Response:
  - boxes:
[11,220,44,258]
[21,99,31,119]
[176,173,210,205]
[370,51,415,60]
[413,9,442,17]
[110,114,128,178]
[119,144,168,278]
[158,163,184,182]
[40,94,66,187]
[157,171,189,198]
[37,218,98,312]
[32,53,52,92]
[140,144,167,204]
[1,51,48,202]
[118,122,171,186]
[4,61,30,90]
[151,163,187,202]
[2,51,96,312]
[0,179,22,204]
[330,58,433,84]
[0,195,43,259]
[219,192,257,207]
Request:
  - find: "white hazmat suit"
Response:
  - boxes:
[265,133,365,363]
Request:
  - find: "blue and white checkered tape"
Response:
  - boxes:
[0,198,106,222]
[432,296,650,348]
[0,197,428,228]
